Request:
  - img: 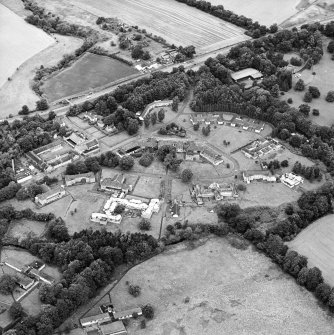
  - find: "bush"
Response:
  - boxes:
[9,302,23,319]
[237,184,246,191]
[128,284,141,297]
[138,219,151,231]
[139,153,154,167]
[303,91,313,103]
[327,40,334,53]
[290,57,302,66]
[0,274,16,295]
[312,109,320,116]
[325,91,334,102]
[181,169,193,183]
[308,86,321,98]
[193,123,199,131]
[114,204,125,214]
[142,304,154,319]
[119,156,134,170]
[280,160,289,168]
[287,98,293,104]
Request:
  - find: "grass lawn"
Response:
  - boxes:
[5,219,46,242]
[132,176,162,199]
[282,45,334,127]
[109,238,334,335]
[288,214,334,286]
[100,132,132,150]
[20,287,42,316]
[43,53,138,101]
[132,160,166,176]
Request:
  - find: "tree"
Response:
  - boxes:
[327,40,334,53]
[216,203,241,222]
[181,169,193,183]
[150,111,157,125]
[139,153,154,167]
[172,96,179,112]
[294,79,305,91]
[138,219,151,231]
[48,110,56,120]
[305,267,323,291]
[269,23,278,33]
[163,153,181,171]
[144,116,150,127]
[114,204,125,214]
[19,105,30,115]
[202,125,210,136]
[325,91,334,102]
[299,104,311,116]
[142,304,154,319]
[36,99,49,111]
[119,156,134,170]
[303,91,313,103]
[131,45,144,59]
[0,274,16,295]
[193,123,199,131]
[9,302,23,319]
[128,284,141,297]
[315,283,332,304]
[127,118,139,135]
[158,108,165,122]
[280,160,289,168]
[308,86,320,98]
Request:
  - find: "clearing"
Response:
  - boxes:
[282,45,334,127]
[207,0,303,26]
[288,214,334,286]
[108,238,334,335]
[0,3,54,87]
[43,53,138,102]
[35,0,248,54]
[5,219,46,242]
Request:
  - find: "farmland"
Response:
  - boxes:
[109,238,334,335]
[34,0,249,54]
[288,214,334,286]
[0,3,54,87]
[43,53,138,102]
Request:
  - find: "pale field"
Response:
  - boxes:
[35,0,248,54]
[132,176,162,199]
[0,3,54,87]
[283,46,334,127]
[108,238,334,335]
[208,0,302,26]
[288,214,334,286]
[0,33,82,118]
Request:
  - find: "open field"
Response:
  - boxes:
[288,214,334,286]
[36,0,248,54]
[108,238,334,335]
[207,0,303,26]
[132,176,162,199]
[282,45,334,127]
[20,288,42,316]
[43,53,138,102]
[0,3,54,87]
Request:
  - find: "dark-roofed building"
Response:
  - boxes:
[100,174,131,193]
[231,68,263,89]
[29,268,55,285]
[80,313,111,328]
[185,142,201,161]
[28,260,45,271]
[35,186,66,206]
[65,172,96,186]
[100,321,127,335]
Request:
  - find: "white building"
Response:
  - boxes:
[91,213,122,225]
[80,313,111,328]
[281,173,304,188]
[243,171,277,184]
[142,199,160,219]
[35,186,66,206]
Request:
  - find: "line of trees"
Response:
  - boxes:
[292,162,322,181]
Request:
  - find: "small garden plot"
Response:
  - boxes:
[132,176,162,199]
[43,53,138,101]
[288,214,334,286]
[238,182,300,208]
[68,116,90,130]
[109,238,334,335]
[5,219,46,242]
[100,132,132,149]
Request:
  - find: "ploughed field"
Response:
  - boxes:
[39,0,248,53]
[43,53,138,101]
[288,214,334,286]
[0,3,54,87]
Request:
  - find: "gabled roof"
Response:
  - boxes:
[113,307,142,319]
[35,186,65,201]
[64,172,95,181]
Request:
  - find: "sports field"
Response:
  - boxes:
[108,238,334,335]
[207,0,302,26]
[38,0,248,54]
[0,3,54,87]
[43,53,138,101]
[288,214,334,286]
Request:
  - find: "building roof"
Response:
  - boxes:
[15,271,34,287]
[231,68,263,81]
[66,133,86,146]
[101,174,127,190]
[28,260,45,270]
[64,172,95,182]
[243,170,271,177]
[100,321,127,335]
[80,313,111,326]
[35,186,65,201]
[86,139,99,149]
[113,307,142,320]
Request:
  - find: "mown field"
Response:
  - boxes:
[108,238,334,335]
[0,3,54,87]
[288,214,334,286]
[207,0,302,26]
[43,53,138,101]
[37,0,248,53]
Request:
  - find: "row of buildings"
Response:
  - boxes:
[242,171,304,188]
[189,114,265,133]
[83,112,118,135]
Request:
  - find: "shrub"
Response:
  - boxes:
[303,91,313,103]
[193,123,199,131]
[181,169,193,183]
[9,302,23,319]
[114,204,125,214]
[139,153,154,167]
[287,98,293,104]
[290,57,302,66]
[237,184,246,191]
[280,160,289,168]
[0,274,16,295]
[140,320,146,329]
[325,91,334,102]
[312,109,320,116]
[308,86,321,98]
[138,219,151,231]
[142,304,154,319]
[119,156,134,170]
[128,284,141,297]
[327,40,334,53]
